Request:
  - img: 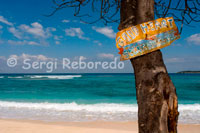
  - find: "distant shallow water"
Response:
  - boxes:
[0,73,199,123]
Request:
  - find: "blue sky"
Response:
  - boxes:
[0,0,200,73]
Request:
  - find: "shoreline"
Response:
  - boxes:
[0,119,200,133]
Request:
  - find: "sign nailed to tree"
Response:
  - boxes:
[116,17,180,61]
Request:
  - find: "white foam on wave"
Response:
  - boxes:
[28,75,82,79]
[1,101,198,114]
[0,101,137,122]
[8,76,23,79]
[0,101,136,112]
[0,76,4,78]
[178,104,200,124]
[179,104,200,111]
[0,101,199,123]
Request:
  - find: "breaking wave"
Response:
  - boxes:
[0,101,199,123]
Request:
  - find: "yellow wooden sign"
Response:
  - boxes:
[116,17,180,61]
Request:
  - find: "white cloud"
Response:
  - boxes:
[28,41,39,45]
[55,41,60,45]
[92,26,116,38]
[54,35,62,40]
[8,40,39,45]
[46,27,56,37]
[62,19,85,24]
[62,19,70,23]
[80,56,87,60]
[15,22,56,39]
[7,22,56,46]
[93,40,102,46]
[187,33,200,45]
[65,27,89,40]
[8,27,23,39]
[165,58,185,63]
[0,16,13,26]
[54,35,62,45]
[9,53,56,61]
[98,53,115,59]
[19,22,46,38]
[74,56,87,61]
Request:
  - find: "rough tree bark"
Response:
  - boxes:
[118,0,179,133]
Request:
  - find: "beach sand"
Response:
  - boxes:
[0,119,199,133]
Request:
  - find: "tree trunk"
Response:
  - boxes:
[118,0,179,133]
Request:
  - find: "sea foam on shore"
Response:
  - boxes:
[0,101,199,124]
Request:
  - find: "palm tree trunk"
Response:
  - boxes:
[118,0,179,132]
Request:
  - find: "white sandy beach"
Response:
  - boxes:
[0,119,199,133]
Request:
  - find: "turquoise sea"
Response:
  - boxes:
[0,73,199,123]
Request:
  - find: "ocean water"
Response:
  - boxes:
[0,73,199,124]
